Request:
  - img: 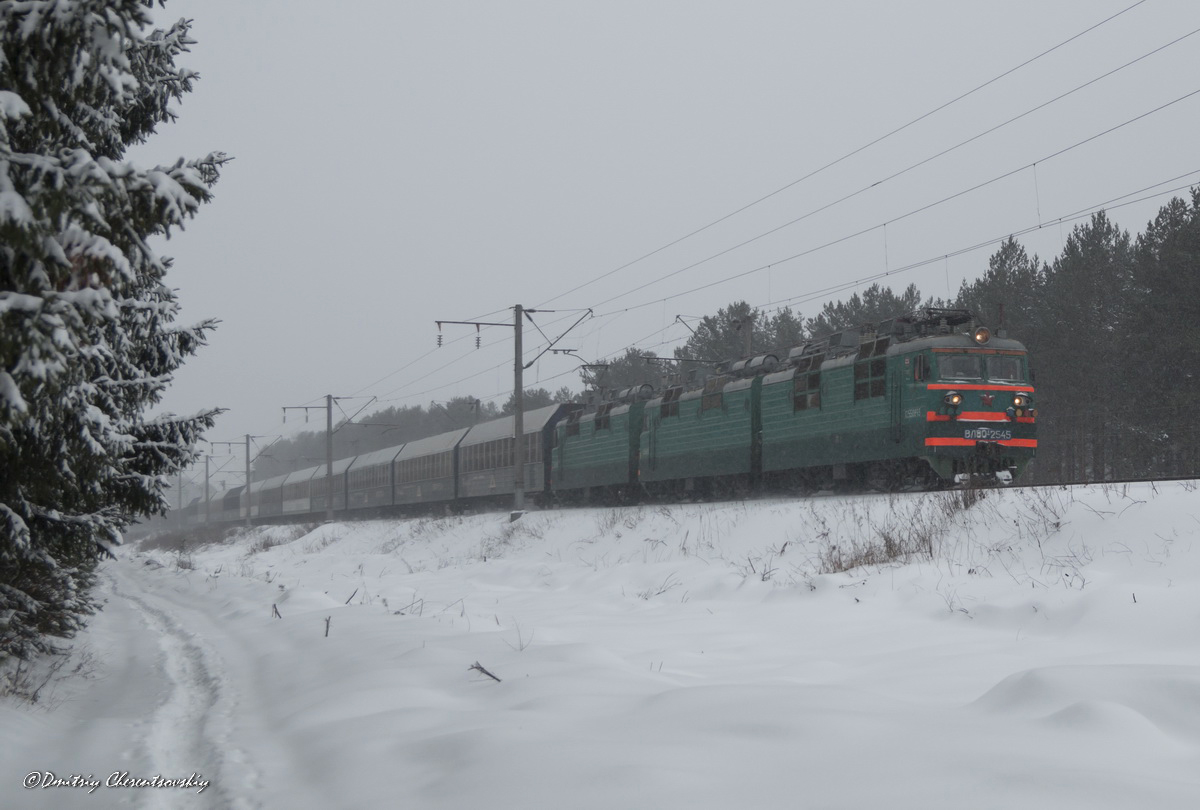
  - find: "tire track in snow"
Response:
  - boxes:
[111,571,261,810]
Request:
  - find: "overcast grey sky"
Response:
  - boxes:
[140,1,1200,488]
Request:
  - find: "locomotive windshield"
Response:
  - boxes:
[938,353,1025,382]
[986,355,1024,382]
[938,355,982,379]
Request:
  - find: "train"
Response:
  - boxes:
[166,308,1037,528]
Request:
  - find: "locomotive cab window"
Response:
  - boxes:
[659,387,682,419]
[792,369,821,411]
[700,376,726,413]
[986,355,1023,382]
[594,403,613,431]
[853,338,888,401]
[913,353,929,382]
[938,355,982,380]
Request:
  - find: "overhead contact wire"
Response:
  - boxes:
[533,0,1149,310]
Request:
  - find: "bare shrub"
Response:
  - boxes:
[136,522,241,553]
[1,646,98,708]
[503,620,535,652]
[637,572,681,600]
[245,524,316,556]
[818,539,901,574]
[813,490,980,575]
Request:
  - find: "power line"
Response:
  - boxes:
[585,169,1200,370]
[584,86,1200,319]
[510,22,1197,361]
[532,0,1150,311]
[576,24,1200,309]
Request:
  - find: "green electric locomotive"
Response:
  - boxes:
[552,308,1036,497]
[758,308,1035,490]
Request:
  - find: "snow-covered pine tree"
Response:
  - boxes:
[0,1,227,659]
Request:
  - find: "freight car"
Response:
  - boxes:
[167,309,1035,529]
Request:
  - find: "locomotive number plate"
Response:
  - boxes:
[964,427,1012,441]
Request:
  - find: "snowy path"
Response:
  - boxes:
[6,562,266,810]
[5,483,1200,808]
[110,571,261,810]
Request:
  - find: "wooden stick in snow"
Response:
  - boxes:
[469,661,501,682]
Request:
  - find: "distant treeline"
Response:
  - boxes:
[257,190,1200,486]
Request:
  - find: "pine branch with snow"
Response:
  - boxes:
[1,1,227,659]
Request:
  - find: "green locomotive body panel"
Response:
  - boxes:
[760,358,896,472]
[553,401,645,491]
[639,377,760,483]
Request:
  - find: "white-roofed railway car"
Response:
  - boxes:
[394,428,468,507]
[311,457,354,515]
[457,404,576,501]
[281,466,319,516]
[248,472,287,519]
[347,445,405,511]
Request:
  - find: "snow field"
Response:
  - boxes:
[4,482,1200,809]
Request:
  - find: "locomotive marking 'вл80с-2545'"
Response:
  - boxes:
[168,309,1036,528]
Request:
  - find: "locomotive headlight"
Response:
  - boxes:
[943,391,963,408]
[1013,394,1029,408]
[973,327,991,345]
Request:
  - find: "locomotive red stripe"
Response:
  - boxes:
[926,412,1037,423]
[924,438,1038,448]
[927,411,1008,422]
[926,384,1034,392]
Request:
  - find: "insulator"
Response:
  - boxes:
[437,334,443,347]
[475,335,481,349]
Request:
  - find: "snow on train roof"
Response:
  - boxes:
[348,444,405,470]
[255,458,356,492]
[248,472,289,493]
[460,404,564,447]
[283,467,319,486]
[395,427,469,460]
